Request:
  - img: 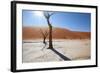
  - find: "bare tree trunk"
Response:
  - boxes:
[43,37,46,44]
[47,20,53,49]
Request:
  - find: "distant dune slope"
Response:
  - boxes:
[22,27,90,40]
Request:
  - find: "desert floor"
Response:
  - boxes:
[22,39,90,63]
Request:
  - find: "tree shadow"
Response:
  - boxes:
[50,48,71,61]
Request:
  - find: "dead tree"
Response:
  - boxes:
[40,29,48,45]
[43,12,55,49]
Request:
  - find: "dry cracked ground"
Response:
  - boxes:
[22,39,90,63]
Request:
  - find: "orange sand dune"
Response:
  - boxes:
[22,27,90,40]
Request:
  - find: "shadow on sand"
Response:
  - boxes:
[50,48,71,61]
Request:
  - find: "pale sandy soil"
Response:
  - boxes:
[22,39,90,63]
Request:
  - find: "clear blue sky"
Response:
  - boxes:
[22,10,91,32]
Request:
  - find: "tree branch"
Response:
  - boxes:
[40,28,49,38]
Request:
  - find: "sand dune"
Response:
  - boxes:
[22,27,90,40]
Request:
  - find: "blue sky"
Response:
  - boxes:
[22,10,91,32]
